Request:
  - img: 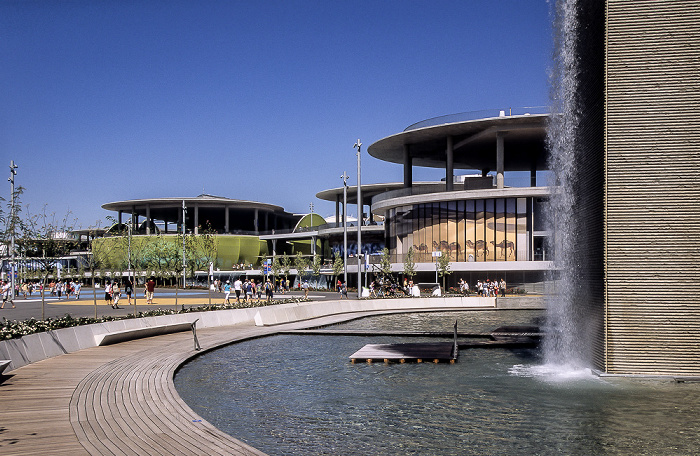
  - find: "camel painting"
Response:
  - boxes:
[490,240,515,258]
[464,239,489,257]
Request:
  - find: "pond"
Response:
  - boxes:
[175,310,700,455]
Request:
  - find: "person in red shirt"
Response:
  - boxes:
[145,277,156,305]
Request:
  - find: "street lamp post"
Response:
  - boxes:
[181,200,187,311]
[354,139,362,299]
[8,161,17,302]
[341,171,348,287]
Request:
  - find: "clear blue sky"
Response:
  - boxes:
[1,0,552,228]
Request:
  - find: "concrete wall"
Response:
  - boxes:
[0,297,517,373]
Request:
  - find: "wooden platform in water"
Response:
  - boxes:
[349,342,457,364]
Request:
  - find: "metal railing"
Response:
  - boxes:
[404,106,549,131]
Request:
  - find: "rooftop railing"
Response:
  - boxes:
[404,106,549,131]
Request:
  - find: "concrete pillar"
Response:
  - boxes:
[335,195,340,227]
[496,132,505,189]
[194,204,199,234]
[446,136,454,191]
[146,204,151,235]
[254,208,259,232]
[118,211,122,225]
[225,206,229,233]
[312,235,317,256]
[403,144,413,188]
[530,163,537,187]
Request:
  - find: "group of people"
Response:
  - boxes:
[103,277,156,309]
[222,277,274,304]
[467,278,507,297]
[0,280,86,309]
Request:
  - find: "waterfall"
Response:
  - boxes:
[543,0,590,370]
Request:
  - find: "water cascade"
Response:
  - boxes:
[543,0,591,370]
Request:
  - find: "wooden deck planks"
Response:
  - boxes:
[2,310,456,455]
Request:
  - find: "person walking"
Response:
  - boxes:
[1,280,14,309]
[112,282,121,309]
[233,277,242,303]
[223,280,231,305]
[145,277,156,305]
[265,279,273,302]
[124,279,133,306]
[302,280,310,299]
[499,278,507,297]
[104,281,113,308]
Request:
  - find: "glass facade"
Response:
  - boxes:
[386,197,534,263]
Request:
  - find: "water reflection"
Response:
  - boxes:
[175,311,700,455]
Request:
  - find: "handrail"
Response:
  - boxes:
[404,107,549,131]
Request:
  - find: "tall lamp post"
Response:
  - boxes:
[341,171,348,287]
[181,200,188,310]
[353,139,362,299]
[8,161,17,302]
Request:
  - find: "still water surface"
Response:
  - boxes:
[175,311,700,455]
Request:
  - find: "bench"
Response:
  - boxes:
[0,360,11,374]
[94,322,195,346]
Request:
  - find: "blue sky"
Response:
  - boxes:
[1,0,552,228]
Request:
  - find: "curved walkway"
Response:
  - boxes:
[2,306,481,455]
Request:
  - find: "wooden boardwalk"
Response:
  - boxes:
[0,312,398,456]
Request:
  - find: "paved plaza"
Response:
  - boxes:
[1,287,344,322]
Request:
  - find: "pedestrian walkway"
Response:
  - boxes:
[0,308,408,455]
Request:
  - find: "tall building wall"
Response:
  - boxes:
[605,1,700,375]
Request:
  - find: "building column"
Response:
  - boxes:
[496,132,505,189]
[118,211,123,225]
[530,162,537,187]
[131,206,137,232]
[335,195,340,226]
[225,206,229,233]
[446,136,454,191]
[145,204,151,235]
[312,235,317,256]
[403,144,412,188]
[254,208,259,233]
[194,204,199,234]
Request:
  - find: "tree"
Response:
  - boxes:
[436,251,452,292]
[377,248,393,288]
[332,253,344,290]
[294,252,310,285]
[271,256,282,289]
[403,246,416,282]
[280,254,291,282]
[22,206,78,320]
[311,253,322,276]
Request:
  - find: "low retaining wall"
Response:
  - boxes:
[0,296,521,373]
[252,296,496,326]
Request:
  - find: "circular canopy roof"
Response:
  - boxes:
[368,114,549,172]
[102,194,287,222]
[316,182,444,205]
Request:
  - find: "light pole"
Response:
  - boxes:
[341,171,348,287]
[181,200,187,311]
[8,161,17,302]
[354,139,362,299]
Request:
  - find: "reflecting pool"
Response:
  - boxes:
[175,311,700,455]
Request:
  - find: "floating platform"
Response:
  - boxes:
[349,342,457,364]
[347,323,541,364]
